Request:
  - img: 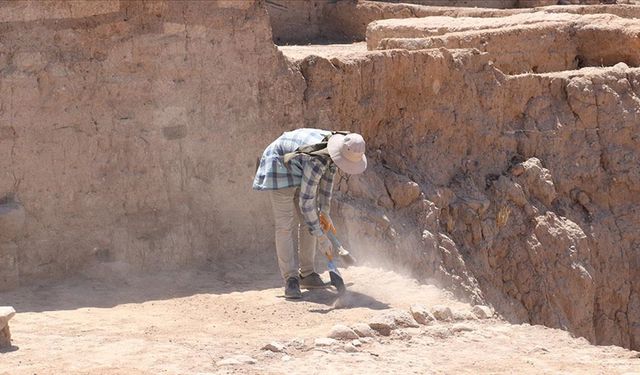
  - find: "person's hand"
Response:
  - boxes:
[317,234,333,256]
[319,212,336,235]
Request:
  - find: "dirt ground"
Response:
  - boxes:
[278,42,368,62]
[1,263,639,375]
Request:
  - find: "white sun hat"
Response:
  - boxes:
[327,132,367,175]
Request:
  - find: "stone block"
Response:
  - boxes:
[0,306,15,348]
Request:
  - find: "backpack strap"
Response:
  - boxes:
[283,131,350,166]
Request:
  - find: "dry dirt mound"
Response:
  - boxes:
[1,266,639,374]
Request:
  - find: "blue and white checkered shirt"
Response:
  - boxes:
[253,128,336,236]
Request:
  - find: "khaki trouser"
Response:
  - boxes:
[269,187,317,280]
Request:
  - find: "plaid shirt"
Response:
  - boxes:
[253,128,336,236]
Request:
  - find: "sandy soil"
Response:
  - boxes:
[278,42,369,62]
[1,264,639,375]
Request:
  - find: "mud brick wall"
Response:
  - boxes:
[0,0,304,287]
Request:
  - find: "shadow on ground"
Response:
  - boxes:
[0,256,391,314]
[0,255,287,313]
[304,288,390,314]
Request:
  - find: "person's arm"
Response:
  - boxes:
[299,157,327,236]
[318,164,336,215]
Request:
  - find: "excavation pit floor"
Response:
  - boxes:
[1,266,639,374]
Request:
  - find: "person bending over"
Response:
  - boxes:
[253,128,367,299]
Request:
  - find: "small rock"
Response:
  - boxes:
[262,341,286,352]
[530,346,550,355]
[613,62,629,71]
[234,355,257,364]
[343,343,358,353]
[431,305,453,321]
[410,304,436,325]
[518,158,557,206]
[472,305,494,319]
[216,355,257,366]
[392,329,413,341]
[315,338,337,347]
[288,338,306,349]
[217,358,242,366]
[451,323,474,333]
[368,314,396,336]
[328,324,359,340]
[369,309,420,336]
[352,323,376,337]
[385,173,421,208]
[385,309,420,328]
[281,355,292,362]
[425,326,452,339]
[453,310,477,321]
[351,339,362,347]
[359,337,373,344]
[392,309,420,328]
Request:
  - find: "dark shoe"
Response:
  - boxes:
[300,272,329,289]
[284,277,302,299]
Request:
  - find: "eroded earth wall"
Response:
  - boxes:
[295,40,640,349]
[0,0,304,289]
[268,0,640,45]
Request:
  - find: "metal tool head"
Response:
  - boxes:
[329,271,346,295]
[327,232,356,267]
[338,248,357,266]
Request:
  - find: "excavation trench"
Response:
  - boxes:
[1,0,640,365]
[270,3,640,351]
